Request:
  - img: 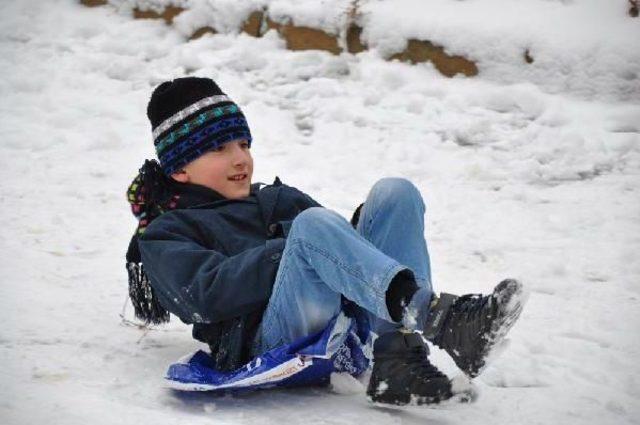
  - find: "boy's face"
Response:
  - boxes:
[171,139,253,199]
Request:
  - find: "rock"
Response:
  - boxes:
[390,39,478,77]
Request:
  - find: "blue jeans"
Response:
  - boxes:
[254,178,434,355]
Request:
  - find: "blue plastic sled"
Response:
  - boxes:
[166,312,372,392]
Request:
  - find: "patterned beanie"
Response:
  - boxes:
[147,77,252,175]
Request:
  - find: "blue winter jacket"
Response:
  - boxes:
[138,178,321,370]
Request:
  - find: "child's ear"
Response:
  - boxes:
[170,170,190,183]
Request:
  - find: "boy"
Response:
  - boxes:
[125,77,525,406]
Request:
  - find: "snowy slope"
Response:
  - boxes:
[1,1,639,424]
[360,0,640,101]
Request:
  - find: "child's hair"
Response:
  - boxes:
[147,77,252,175]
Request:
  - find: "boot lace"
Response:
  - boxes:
[405,347,446,381]
[443,293,495,350]
[455,294,492,319]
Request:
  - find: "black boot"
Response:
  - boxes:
[423,279,526,378]
[366,330,453,406]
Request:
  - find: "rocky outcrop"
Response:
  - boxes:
[390,39,478,77]
[132,5,184,25]
[80,0,107,6]
[266,18,342,55]
[79,1,479,78]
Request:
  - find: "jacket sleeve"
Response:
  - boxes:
[138,214,285,325]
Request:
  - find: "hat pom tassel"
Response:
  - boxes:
[126,262,170,325]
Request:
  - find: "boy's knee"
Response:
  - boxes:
[294,206,329,224]
[290,207,343,235]
[371,177,424,205]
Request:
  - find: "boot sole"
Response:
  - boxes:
[468,279,528,377]
[367,391,452,406]
[367,385,477,408]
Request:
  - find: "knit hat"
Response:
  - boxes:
[147,77,252,175]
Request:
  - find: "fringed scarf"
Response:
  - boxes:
[125,160,223,324]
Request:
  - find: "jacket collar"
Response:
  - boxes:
[182,182,263,209]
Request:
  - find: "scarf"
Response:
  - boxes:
[125,159,223,324]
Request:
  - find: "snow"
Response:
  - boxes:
[103,0,640,101]
[1,0,639,424]
[329,372,366,395]
[359,0,640,101]
[171,0,267,36]
[267,0,353,34]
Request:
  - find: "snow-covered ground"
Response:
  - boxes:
[1,1,639,424]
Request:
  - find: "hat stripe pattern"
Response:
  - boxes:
[155,104,240,155]
[160,116,251,164]
[162,129,251,175]
[152,94,230,141]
